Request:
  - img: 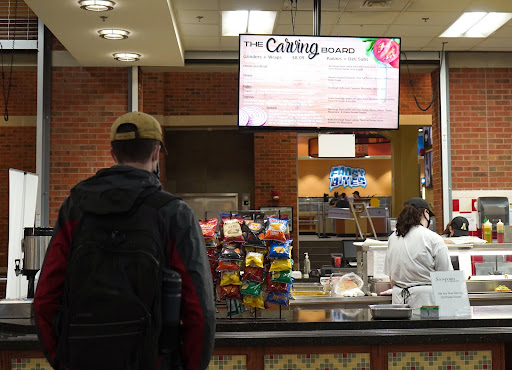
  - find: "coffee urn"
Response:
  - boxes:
[14,227,53,298]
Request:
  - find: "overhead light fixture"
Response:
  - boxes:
[113,52,141,62]
[440,12,512,37]
[222,10,276,36]
[98,29,130,40]
[78,0,115,12]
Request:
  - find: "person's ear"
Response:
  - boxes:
[110,148,118,163]
[152,145,161,162]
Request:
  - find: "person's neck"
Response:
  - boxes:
[119,161,152,172]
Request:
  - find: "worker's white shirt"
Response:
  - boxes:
[384,225,453,308]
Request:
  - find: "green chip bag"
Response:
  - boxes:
[241,281,263,297]
[271,270,293,283]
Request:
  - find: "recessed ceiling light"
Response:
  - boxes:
[222,10,277,36]
[248,11,277,34]
[78,0,115,12]
[98,29,130,40]
[113,52,141,62]
[440,12,512,38]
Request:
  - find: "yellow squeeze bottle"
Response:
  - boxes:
[483,218,492,243]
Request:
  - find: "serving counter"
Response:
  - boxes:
[1,306,511,369]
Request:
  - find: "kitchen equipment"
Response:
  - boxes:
[477,197,509,229]
[14,227,53,298]
[369,304,413,319]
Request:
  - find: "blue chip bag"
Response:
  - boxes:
[265,291,289,306]
[268,239,292,259]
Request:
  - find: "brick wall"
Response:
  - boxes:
[0,70,37,277]
[50,67,128,224]
[430,69,443,227]
[399,72,434,115]
[141,72,238,115]
[449,68,512,191]
[253,133,298,261]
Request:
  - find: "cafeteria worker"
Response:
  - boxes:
[384,198,453,308]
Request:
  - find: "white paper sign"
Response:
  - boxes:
[431,271,471,317]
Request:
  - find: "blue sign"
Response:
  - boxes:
[329,165,367,191]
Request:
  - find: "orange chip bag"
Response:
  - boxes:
[264,217,289,242]
[216,260,239,272]
[200,218,218,238]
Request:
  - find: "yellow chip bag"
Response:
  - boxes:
[245,251,264,268]
[220,271,242,286]
[269,258,293,272]
[243,294,265,309]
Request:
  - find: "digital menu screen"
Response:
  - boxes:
[238,34,400,130]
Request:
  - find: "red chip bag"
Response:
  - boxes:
[242,266,264,283]
[216,260,239,271]
[200,218,218,238]
[220,285,242,300]
[268,281,290,293]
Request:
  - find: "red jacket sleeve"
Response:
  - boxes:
[33,199,77,367]
[167,201,216,370]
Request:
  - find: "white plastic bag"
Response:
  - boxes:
[331,272,364,296]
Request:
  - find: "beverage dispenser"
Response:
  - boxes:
[14,227,53,298]
[477,197,509,229]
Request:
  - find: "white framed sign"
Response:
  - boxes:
[431,271,471,317]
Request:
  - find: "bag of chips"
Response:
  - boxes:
[243,221,266,246]
[216,260,239,272]
[242,266,264,282]
[240,281,263,297]
[265,292,289,306]
[270,270,293,283]
[220,285,242,300]
[243,292,266,309]
[200,218,218,239]
[220,271,242,286]
[269,258,293,272]
[222,218,245,243]
[268,281,290,293]
[245,251,264,268]
[205,238,218,248]
[264,218,289,242]
[220,244,244,260]
[268,239,292,259]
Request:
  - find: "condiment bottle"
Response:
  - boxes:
[304,252,311,279]
[483,218,492,243]
[497,219,505,243]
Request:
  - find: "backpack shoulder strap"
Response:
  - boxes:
[144,191,181,210]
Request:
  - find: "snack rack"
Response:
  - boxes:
[200,209,292,320]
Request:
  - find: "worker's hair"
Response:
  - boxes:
[442,222,452,236]
[111,123,159,163]
[395,204,424,237]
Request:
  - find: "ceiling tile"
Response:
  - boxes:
[178,10,220,25]
[406,0,472,12]
[399,37,435,50]
[393,12,460,26]
[274,24,329,35]
[329,24,390,37]
[220,37,240,50]
[344,0,411,11]
[472,37,512,48]
[385,25,446,37]
[172,0,220,11]
[221,0,282,11]
[489,24,512,38]
[422,37,483,51]
[180,24,220,37]
[282,0,349,11]
[337,11,400,24]
[464,0,512,12]
[182,36,220,50]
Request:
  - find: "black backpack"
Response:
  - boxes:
[55,191,180,370]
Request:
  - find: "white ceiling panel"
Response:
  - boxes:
[172,0,220,11]
[385,25,446,38]
[329,24,390,37]
[221,36,240,50]
[183,36,221,50]
[464,0,512,12]
[337,11,400,25]
[282,0,349,11]
[422,38,484,51]
[178,10,220,25]
[274,24,333,35]
[180,24,220,37]
[221,0,283,11]
[406,0,472,12]
[344,0,411,11]
[400,37,436,50]
[393,12,460,26]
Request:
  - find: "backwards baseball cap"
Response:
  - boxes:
[405,197,435,217]
[110,112,167,154]
[451,216,469,237]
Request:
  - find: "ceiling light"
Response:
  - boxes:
[440,12,512,37]
[248,11,277,34]
[113,52,141,62]
[465,13,512,37]
[78,0,115,12]
[98,29,130,40]
[222,11,248,36]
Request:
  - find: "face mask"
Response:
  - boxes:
[153,162,160,179]
[425,210,431,229]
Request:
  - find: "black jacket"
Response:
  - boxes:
[34,165,215,370]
